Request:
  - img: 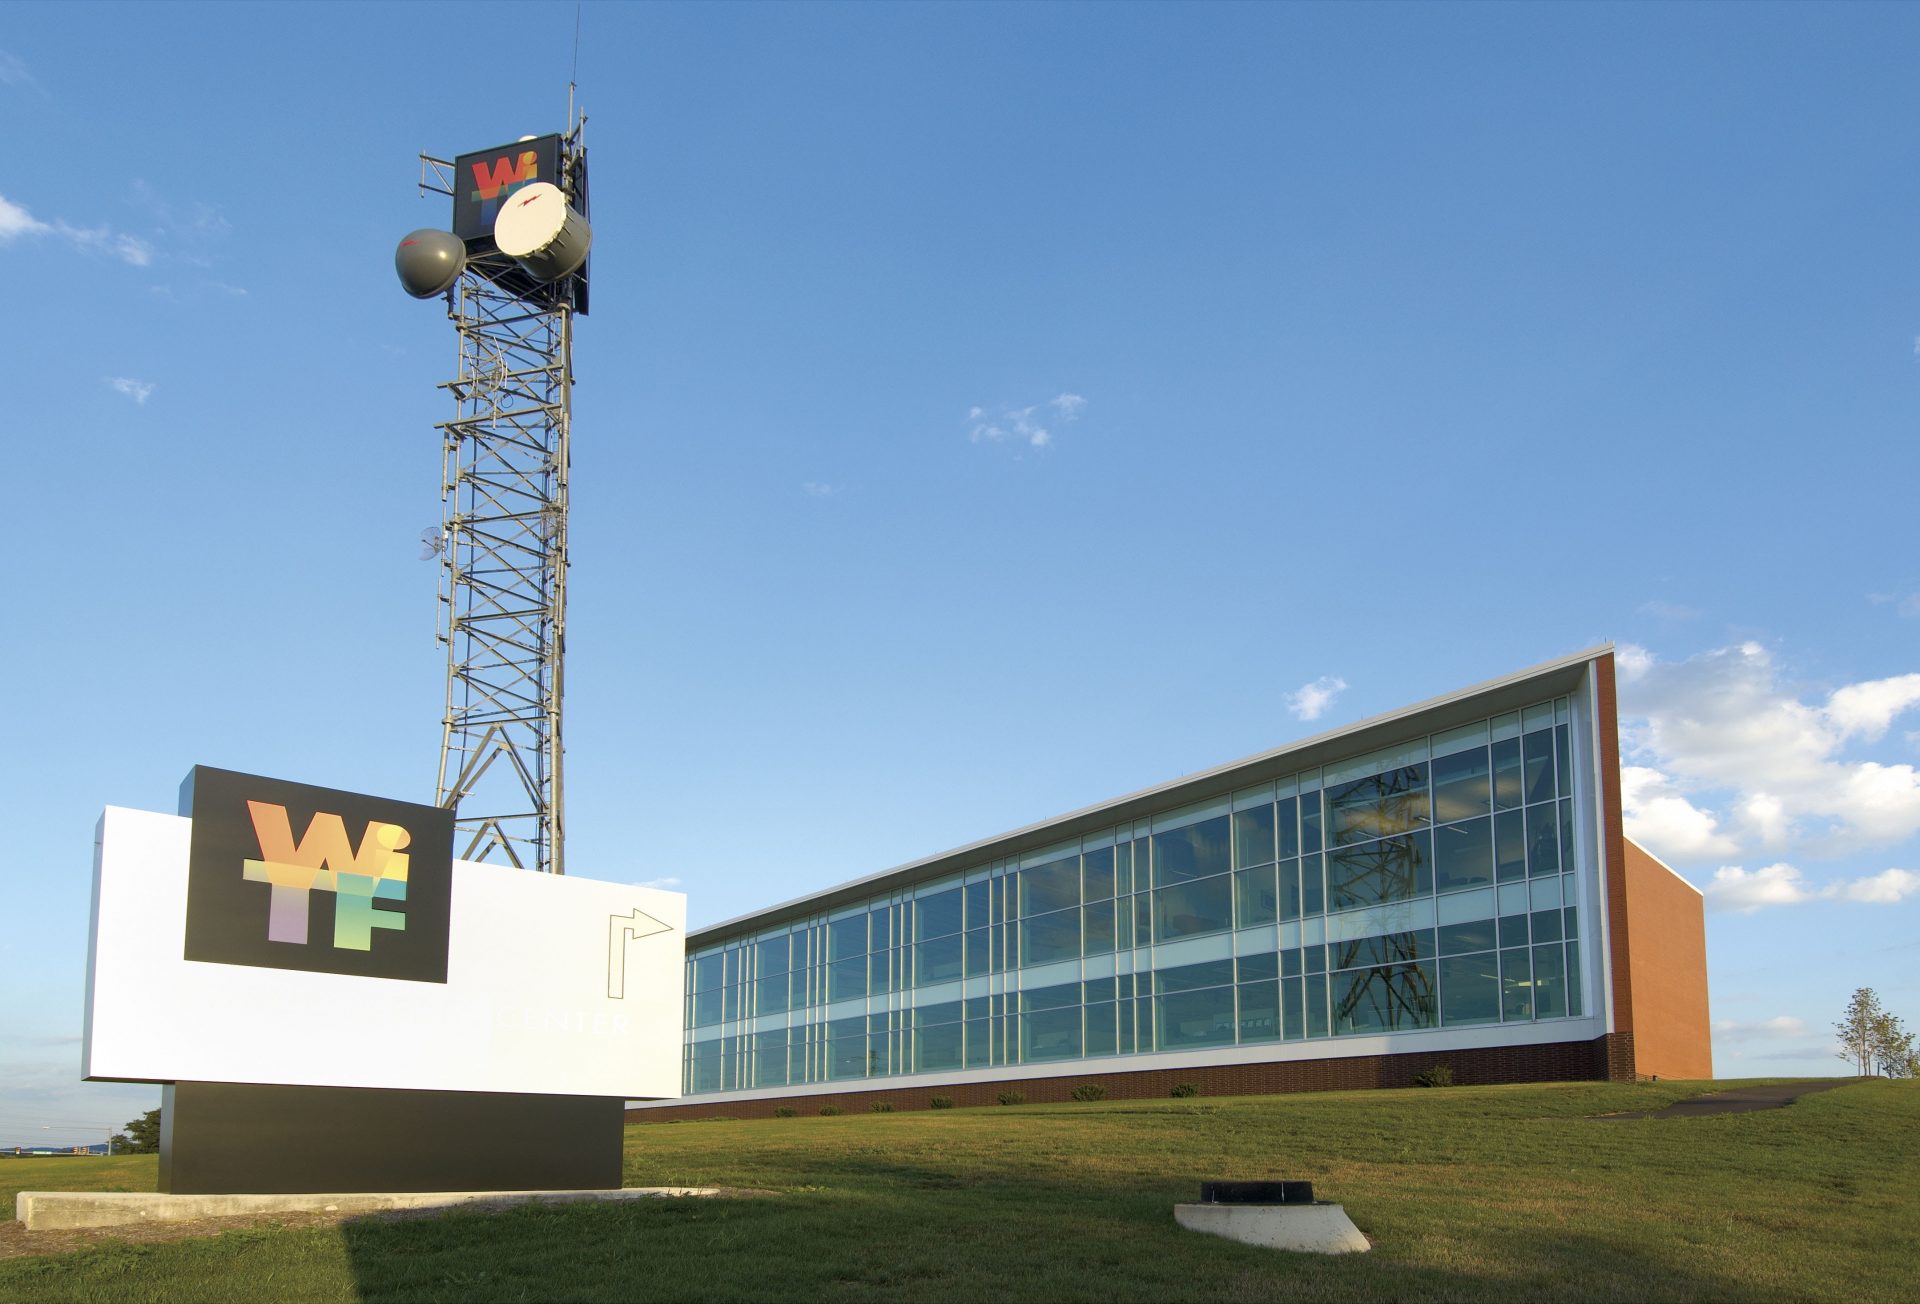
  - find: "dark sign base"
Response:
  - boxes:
[159,1082,623,1195]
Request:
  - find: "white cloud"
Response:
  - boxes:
[800,481,836,497]
[1699,862,1920,913]
[0,49,34,90]
[1637,599,1702,620]
[106,377,154,405]
[969,394,1083,451]
[1617,642,1920,859]
[1287,675,1347,722]
[1712,1015,1807,1042]
[0,191,152,266]
[1620,765,1739,860]
[635,876,682,890]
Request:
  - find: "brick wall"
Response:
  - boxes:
[628,1033,1631,1122]
[1621,842,1713,1079]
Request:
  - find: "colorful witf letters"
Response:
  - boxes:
[241,801,410,951]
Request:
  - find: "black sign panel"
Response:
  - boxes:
[180,767,453,984]
[452,135,563,242]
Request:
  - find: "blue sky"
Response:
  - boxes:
[3,1,1918,1139]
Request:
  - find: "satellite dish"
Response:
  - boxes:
[493,182,592,283]
[395,229,467,299]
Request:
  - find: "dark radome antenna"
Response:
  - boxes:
[394,104,591,876]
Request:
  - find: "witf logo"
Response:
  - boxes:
[468,150,539,228]
[181,768,453,984]
[243,802,411,951]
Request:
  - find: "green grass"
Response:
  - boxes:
[4,1078,1915,1302]
[0,1156,158,1222]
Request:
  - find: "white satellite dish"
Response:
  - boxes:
[493,181,592,283]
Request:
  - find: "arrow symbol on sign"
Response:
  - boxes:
[608,908,673,1000]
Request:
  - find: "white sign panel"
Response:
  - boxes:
[85,806,685,1099]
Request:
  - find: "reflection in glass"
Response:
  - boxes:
[1021,856,1081,916]
[1083,900,1116,955]
[1235,864,1278,927]
[1083,846,1115,901]
[1533,944,1566,1018]
[1020,908,1081,965]
[1328,765,1431,846]
[1327,832,1433,912]
[1522,730,1555,804]
[1439,953,1500,1025]
[1500,947,1532,1021]
[1434,817,1494,892]
[1527,803,1560,876]
[1234,804,1276,869]
[1492,737,1524,809]
[1157,986,1237,1049]
[915,888,963,940]
[1332,961,1437,1033]
[1022,1006,1082,1061]
[1239,979,1281,1042]
[1153,873,1233,941]
[915,933,964,985]
[1153,816,1232,885]
[1432,747,1492,822]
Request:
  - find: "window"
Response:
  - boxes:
[915,888,963,940]
[915,933,964,985]
[1327,765,1430,846]
[1021,855,1081,916]
[1157,985,1236,1050]
[1332,962,1437,1034]
[1432,746,1491,822]
[1020,907,1081,965]
[1234,804,1276,868]
[1235,864,1278,927]
[1434,818,1494,893]
[1153,874,1233,941]
[1153,816,1232,885]
[1327,833,1432,912]
[1439,953,1499,1026]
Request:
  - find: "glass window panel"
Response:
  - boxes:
[1434,817,1495,893]
[1153,815,1232,886]
[1305,972,1329,1037]
[754,1030,788,1087]
[693,952,724,992]
[1533,944,1567,1018]
[867,1031,892,1076]
[1528,803,1561,876]
[1432,747,1492,823]
[828,954,867,1001]
[1022,1006,1082,1062]
[1280,947,1302,978]
[1564,905,1579,940]
[1491,737,1524,810]
[1083,900,1116,955]
[1327,832,1433,912]
[1084,977,1116,1003]
[755,977,790,1017]
[723,985,741,1022]
[1494,809,1527,882]
[827,915,866,961]
[693,988,722,1027]
[1084,1001,1118,1057]
[1531,908,1563,943]
[915,888,964,940]
[1155,958,1235,992]
[789,967,808,1008]
[1116,902,1134,950]
[828,1034,870,1080]
[964,1019,991,1068]
[964,928,990,978]
[1566,940,1583,1016]
[1239,979,1281,1043]
[1559,799,1576,873]
[1021,981,1081,1011]
[1132,996,1154,1051]
[1239,951,1279,982]
[1439,919,1498,955]
[1304,942,1326,973]
[1439,953,1501,1026]
[1332,961,1437,1034]
[1083,846,1116,901]
[915,933,965,985]
[1234,804,1276,869]
[1331,928,1432,971]
[1020,907,1081,965]
[1157,986,1237,1050]
[1554,723,1572,794]
[1327,765,1430,846]
[1277,858,1302,922]
[1134,891,1152,941]
[1114,841,1133,896]
[965,880,989,930]
[916,1022,964,1072]
[1500,947,1533,1021]
[1301,793,1324,855]
[1302,853,1325,915]
[1523,730,1556,804]
[1153,873,1234,942]
[1277,795,1301,860]
[690,1041,721,1093]
[1282,975,1305,1039]
[1021,855,1081,916]
[917,1000,963,1027]
[1498,913,1530,948]
[757,936,791,977]
[869,949,895,994]
[1235,864,1278,927]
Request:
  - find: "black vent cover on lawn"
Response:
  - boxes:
[1199,1180,1315,1205]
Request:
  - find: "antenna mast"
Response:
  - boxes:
[401,120,591,875]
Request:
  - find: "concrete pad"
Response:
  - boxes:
[16,1186,740,1232]
[1174,1201,1371,1254]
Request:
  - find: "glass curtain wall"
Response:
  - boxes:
[683,697,1586,1095]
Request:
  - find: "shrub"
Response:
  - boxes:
[996,1090,1026,1106]
[1071,1083,1107,1102]
[929,1095,955,1109]
[818,1104,842,1116]
[1169,1083,1199,1098]
[772,1106,797,1118]
[869,1100,895,1113]
[1414,1064,1456,1088]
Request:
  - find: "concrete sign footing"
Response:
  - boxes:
[1174,1201,1371,1254]
[16,1186,750,1233]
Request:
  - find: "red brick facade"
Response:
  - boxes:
[628,1033,1633,1123]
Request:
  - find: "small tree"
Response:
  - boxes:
[1871,1010,1916,1079]
[114,1108,160,1155]
[1836,988,1884,1075]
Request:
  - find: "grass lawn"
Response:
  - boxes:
[1,1077,1913,1302]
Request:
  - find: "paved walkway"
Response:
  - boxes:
[1602,1078,1856,1120]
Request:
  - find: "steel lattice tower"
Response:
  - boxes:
[413,132,587,875]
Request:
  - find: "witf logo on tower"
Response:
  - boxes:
[452,135,562,242]
[181,767,454,984]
